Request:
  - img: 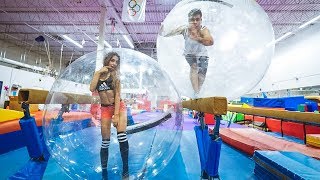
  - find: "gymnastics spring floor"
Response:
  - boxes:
[0,115,255,180]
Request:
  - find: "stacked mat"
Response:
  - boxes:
[253,151,320,179]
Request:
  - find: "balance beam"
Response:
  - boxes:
[182,97,227,115]
[18,89,49,104]
[305,96,320,105]
[18,89,92,104]
[228,105,320,124]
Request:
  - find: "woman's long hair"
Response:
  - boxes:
[103,52,120,89]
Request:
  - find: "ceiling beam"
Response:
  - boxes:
[0,21,100,26]
[0,7,100,13]
[0,6,174,13]
[0,21,163,26]
[259,3,320,6]
[0,21,309,27]
[0,31,158,35]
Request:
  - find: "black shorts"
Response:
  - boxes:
[185,54,209,75]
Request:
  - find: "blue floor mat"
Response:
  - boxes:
[1,130,255,179]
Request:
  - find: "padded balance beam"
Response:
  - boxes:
[305,96,320,103]
[18,89,49,104]
[18,89,92,104]
[184,97,226,179]
[182,97,227,115]
[228,105,320,124]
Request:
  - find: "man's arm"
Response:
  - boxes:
[159,24,187,37]
[197,28,214,46]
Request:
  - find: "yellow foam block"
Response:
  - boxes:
[0,108,24,122]
[241,103,251,108]
[306,134,320,148]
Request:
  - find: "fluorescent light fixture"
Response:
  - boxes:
[104,41,112,48]
[274,32,293,44]
[95,36,112,48]
[123,35,134,48]
[62,34,83,48]
[81,39,86,45]
[299,15,320,29]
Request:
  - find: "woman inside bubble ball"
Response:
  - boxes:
[90,52,129,180]
[159,8,214,97]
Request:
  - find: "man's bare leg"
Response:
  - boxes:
[198,73,205,92]
[190,63,199,94]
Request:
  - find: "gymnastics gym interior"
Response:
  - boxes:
[1,0,320,179]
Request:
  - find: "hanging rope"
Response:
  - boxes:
[69,51,74,66]
[59,44,64,75]
[43,40,51,68]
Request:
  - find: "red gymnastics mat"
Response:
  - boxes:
[220,128,320,159]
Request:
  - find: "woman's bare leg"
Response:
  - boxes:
[117,109,129,179]
[101,118,112,179]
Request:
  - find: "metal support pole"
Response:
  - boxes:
[96,6,107,71]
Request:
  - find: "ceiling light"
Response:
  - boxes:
[117,39,120,47]
[274,32,293,44]
[95,36,112,48]
[104,41,112,48]
[299,15,320,29]
[81,39,86,45]
[62,35,83,48]
[123,35,134,48]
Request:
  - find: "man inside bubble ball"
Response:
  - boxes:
[159,8,214,97]
[90,52,129,180]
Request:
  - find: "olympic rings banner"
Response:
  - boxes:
[121,0,146,22]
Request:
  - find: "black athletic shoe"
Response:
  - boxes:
[201,170,209,179]
[102,169,108,180]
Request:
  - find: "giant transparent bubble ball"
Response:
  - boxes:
[157,0,274,99]
[43,48,183,179]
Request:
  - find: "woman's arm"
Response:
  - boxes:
[89,71,101,92]
[113,79,121,125]
[90,66,109,92]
